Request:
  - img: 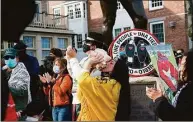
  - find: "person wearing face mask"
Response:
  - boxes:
[13,41,39,102]
[66,32,108,121]
[38,48,64,121]
[39,58,72,121]
[66,47,131,121]
[40,48,63,76]
[1,59,17,121]
[80,32,108,75]
[67,32,108,80]
[146,49,193,121]
[3,48,32,121]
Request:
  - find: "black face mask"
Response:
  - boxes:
[83,44,91,53]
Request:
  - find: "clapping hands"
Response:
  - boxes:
[146,84,163,102]
[39,72,55,84]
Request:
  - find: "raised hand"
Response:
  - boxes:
[66,46,77,60]
[88,52,104,65]
[44,72,52,83]
[146,84,163,102]
[39,75,47,83]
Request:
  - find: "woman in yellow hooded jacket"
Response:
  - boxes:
[66,47,131,121]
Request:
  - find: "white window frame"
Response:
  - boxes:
[150,21,165,43]
[65,2,85,20]
[67,5,74,19]
[34,1,41,22]
[23,36,36,56]
[117,1,121,9]
[57,38,68,49]
[114,28,122,38]
[41,37,52,59]
[75,3,81,18]
[149,0,164,11]
[124,27,131,31]
[23,36,36,49]
[41,37,52,49]
[117,1,124,10]
[72,36,76,48]
[35,1,41,13]
[53,7,61,25]
[83,2,86,18]
[77,34,83,49]
[42,50,50,59]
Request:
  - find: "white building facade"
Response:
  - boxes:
[49,1,88,61]
[113,1,134,39]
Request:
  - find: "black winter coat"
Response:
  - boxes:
[152,82,193,121]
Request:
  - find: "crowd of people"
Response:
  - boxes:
[2,0,192,120]
[1,32,193,121]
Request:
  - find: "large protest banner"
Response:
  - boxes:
[146,44,178,103]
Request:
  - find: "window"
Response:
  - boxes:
[53,8,61,25]
[23,36,36,56]
[58,38,68,49]
[35,3,40,22]
[83,3,86,18]
[41,37,51,59]
[72,36,75,48]
[41,37,51,48]
[42,51,50,59]
[85,33,87,40]
[149,0,163,11]
[77,34,82,48]
[117,1,121,9]
[36,3,40,13]
[23,36,35,48]
[150,21,165,43]
[114,28,122,37]
[68,5,74,19]
[26,50,36,57]
[124,27,131,31]
[8,42,14,48]
[75,4,81,18]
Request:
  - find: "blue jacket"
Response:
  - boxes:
[22,55,39,76]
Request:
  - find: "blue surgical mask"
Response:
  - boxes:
[5,58,17,68]
[53,65,60,74]
[120,51,126,56]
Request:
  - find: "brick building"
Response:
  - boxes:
[3,0,189,63]
[88,0,191,51]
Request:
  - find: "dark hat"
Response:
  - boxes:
[84,32,108,50]
[13,41,27,50]
[84,32,103,44]
[3,48,17,58]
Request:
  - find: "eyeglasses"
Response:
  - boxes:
[4,56,15,60]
